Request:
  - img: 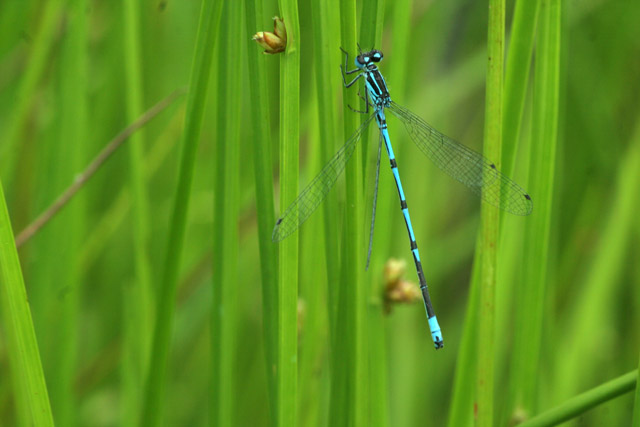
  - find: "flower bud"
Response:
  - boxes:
[252,16,286,54]
[382,258,420,314]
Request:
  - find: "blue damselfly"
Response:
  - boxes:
[272,48,533,349]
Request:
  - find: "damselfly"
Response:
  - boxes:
[272,48,533,349]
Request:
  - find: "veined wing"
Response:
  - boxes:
[272,113,377,242]
[388,101,533,216]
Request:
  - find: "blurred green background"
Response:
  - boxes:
[1,0,639,426]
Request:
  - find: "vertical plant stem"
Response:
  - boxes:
[0,189,53,426]
[501,0,540,178]
[309,1,345,424]
[359,3,387,425]
[297,105,328,426]
[310,0,340,323]
[122,0,153,423]
[308,6,341,425]
[447,240,481,427]
[0,0,63,183]
[339,1,367,425]
[244,0,278,423]
[509,0,560,417]
[477,0,505,425]
[359,0,385,50]
[140,0,223,425]
[211,0,242,425]
[357,0,385,170]
[499,0,540,422]
[43,0,88,424]
[276,0,301,425]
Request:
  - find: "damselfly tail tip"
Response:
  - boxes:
[428,316,443,349]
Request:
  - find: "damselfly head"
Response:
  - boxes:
[355,49,384,68]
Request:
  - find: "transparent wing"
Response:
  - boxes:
[272,113,376,242]
[366,131,383,270]
[388,101,533,216]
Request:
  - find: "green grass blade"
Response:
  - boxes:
[0,0,63,184]
[508,0,560,418]
[359,3,387,425]
[359,0,385,48]
[310,0,341,305]
[497,0,540,421]
[41,0,88,423]
[140,0,223,424]
[308,0,344,424]
[297,104,330,426]
[211,1,242,425]
[447,242,481,427]
[519,370,637,427]
[276,0,301,425]
[477,0,506,425]
[122,0,153,423]
[357,0,385,170]
[0,183,53,426]
[338,1,367,425]
[501,0,540,178]
[244,1,278,423]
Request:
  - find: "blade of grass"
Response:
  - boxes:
[496,0,539,422]
[309,1,347,425]
[359,2,387,425]
[140,0,223,424]
[311,0,342,376]
[121,0,153,423]
[41,0,88,423]
[477,0,505,425]
[298,101,329,426]
[0,0,63,185]
[276,0,301,425]
[0,186,53,426]
[211,0,242,425]
[519,370,637,427]
[245,1,278,423]
[507,0,560,418]
[358,0,385,171]
[501,0,540,178]
[310,0,340,325]
[359,0,385,50]
[308,1,342,424]
[438,46,503,427]
[447,240,481,427]
[338,1,367,425]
